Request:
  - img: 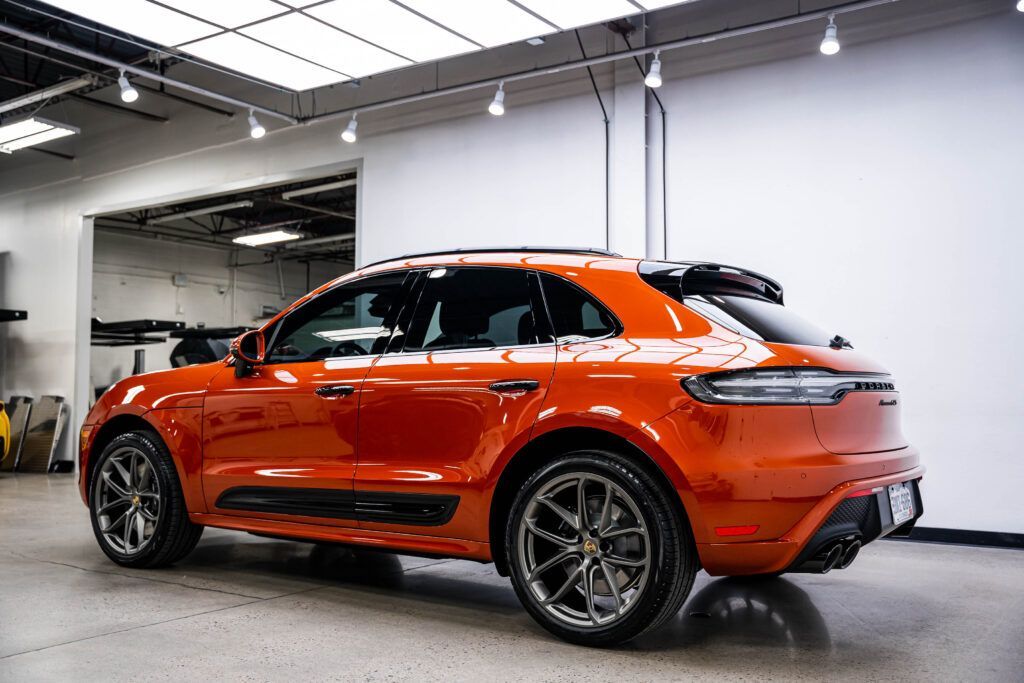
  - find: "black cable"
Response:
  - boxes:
[575,30,611,250]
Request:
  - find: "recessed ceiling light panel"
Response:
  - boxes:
[40,0,219,46]
[180,32,346,91]
[307,0,478,63]
[242,14,411,78]
[513,0,639,29]
[158,0,286,29]
[398,0,555,48]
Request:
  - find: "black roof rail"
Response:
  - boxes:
[362,246,621,269]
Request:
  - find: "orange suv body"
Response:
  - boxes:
[80,248,922,645]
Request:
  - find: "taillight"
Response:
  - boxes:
[682,367,895,406]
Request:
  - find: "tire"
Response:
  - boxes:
[89,430,203,568]
[505,449,698,647]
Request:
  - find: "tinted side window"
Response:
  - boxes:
[265,272,406,363]
[404,268,541,352]
[539,272,617,343]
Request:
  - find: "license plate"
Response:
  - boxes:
[888,482,914,525]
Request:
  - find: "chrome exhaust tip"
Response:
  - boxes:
[821,543,844,573]
[839,540,861,569]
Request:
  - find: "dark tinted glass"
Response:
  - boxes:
[265,272,405,363]
[404,268,540,351]
[539,272,617,343]
[684,294,830,347]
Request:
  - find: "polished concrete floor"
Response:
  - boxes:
[0,474,1021,682]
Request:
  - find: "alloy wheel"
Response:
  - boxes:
[516,472,652,628]
[93,446,161,555]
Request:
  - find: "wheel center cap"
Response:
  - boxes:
[583,539,598,555]
[131,495,141,507]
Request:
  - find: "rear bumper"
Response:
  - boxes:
[697,465,925,576]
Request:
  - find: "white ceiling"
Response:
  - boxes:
[40,0,696,92]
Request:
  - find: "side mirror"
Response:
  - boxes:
[231,329,265,377]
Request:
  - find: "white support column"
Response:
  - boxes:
[607,58,648,259]
[72,217,95,470]
[645,89,667,261]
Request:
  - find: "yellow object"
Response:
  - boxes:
[0,401,10,462]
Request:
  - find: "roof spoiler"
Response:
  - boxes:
[638,261,784,304]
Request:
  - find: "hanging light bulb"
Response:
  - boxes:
[117,69,139,103]
[820,13,840,55]
[488,81,505,116]
[248,110,265,139]
[645,50,663,88]
[341,113,358,143]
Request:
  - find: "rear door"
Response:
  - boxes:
[201,271,409,522]
[355,266,556,541]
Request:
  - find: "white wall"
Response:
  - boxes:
[0,7,1019,534]
[90,232,341,390]
[662,14,1024,533]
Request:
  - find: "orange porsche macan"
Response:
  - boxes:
[80,247,923,646]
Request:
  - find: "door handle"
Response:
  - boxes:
[489,379,540,393]
[315,384,356,398]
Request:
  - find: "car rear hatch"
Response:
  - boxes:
[639,261,908,454]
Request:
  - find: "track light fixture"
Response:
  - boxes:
[488,81,505,116]
[645,50,663,88]
[820,13,840,55]
[341,113,358,143]
[248,109,266,139]
[117,69,139,103]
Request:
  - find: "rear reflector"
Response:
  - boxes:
[715,525,760,537]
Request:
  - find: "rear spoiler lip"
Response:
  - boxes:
[638,260,785,304]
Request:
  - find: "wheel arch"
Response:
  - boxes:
[86,414,157,494]
[488,425,693,576]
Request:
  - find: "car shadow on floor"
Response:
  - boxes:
[647,576,832,650]
[178,536,834,650]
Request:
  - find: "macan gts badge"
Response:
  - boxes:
[80,248,923,646]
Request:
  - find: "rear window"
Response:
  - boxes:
[637,261,830,347]
[683,294,831,347]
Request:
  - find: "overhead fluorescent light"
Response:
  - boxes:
[307,0,478,63]
[280,178,357,200]
[180,32,345,91]
[513,0,639,29]
[148,200,254,225]
[0,76,95,115]
[0,117,78,154]
[40,0,219,46]
[233,230,302,247]
[159,0,286,28]
[241,14,410,79]
[399,0,555,48]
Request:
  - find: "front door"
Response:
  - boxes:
[356,266,556,541]
[202,271,408,524]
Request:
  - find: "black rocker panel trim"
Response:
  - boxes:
[215,487,459,526]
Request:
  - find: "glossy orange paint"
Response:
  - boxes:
[79,251,922,574]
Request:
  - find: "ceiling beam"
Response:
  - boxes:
[68,93,168,123]
[0,75,95,114]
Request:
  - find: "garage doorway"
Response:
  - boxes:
[87,171,357,401]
